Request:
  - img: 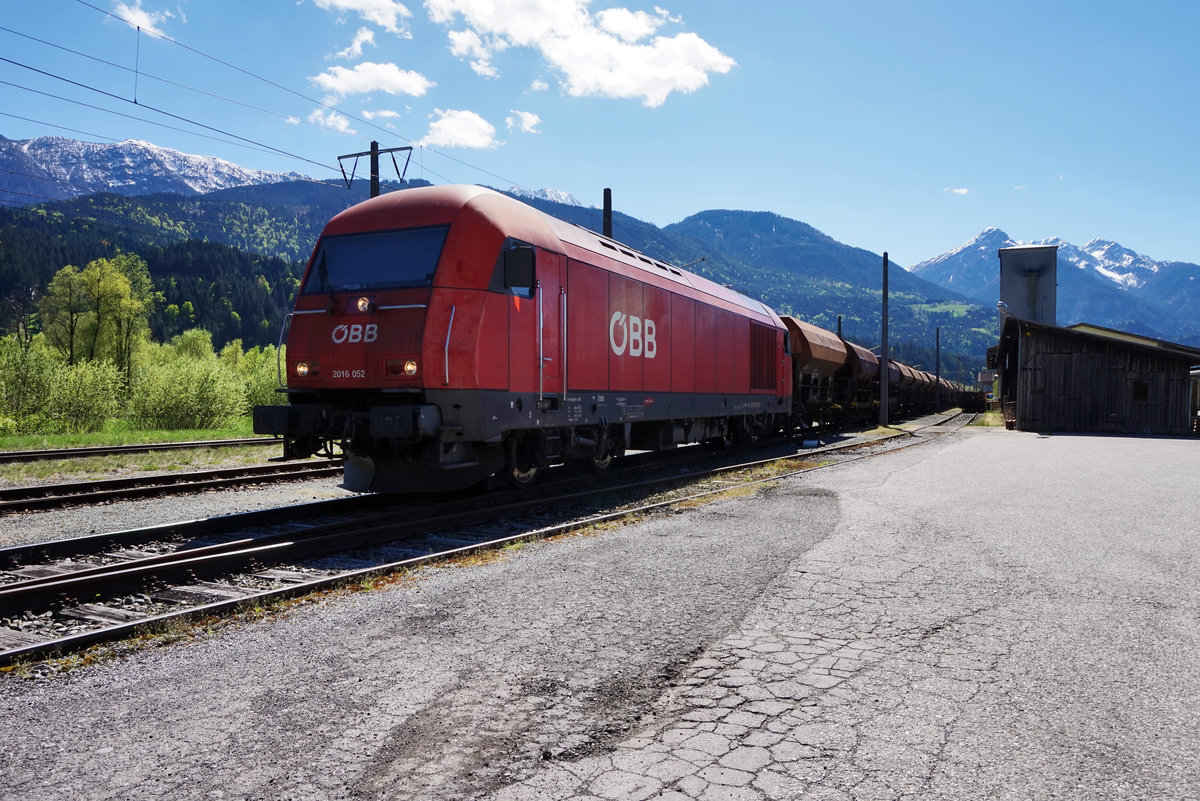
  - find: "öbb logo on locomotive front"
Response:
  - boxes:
[609,312,657,359]
[331,323,379,344]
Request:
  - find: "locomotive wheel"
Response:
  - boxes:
[707,430,734,449]
[504,434,541,487]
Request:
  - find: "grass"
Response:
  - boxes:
[971,410,1004,426]
[0,415,281,484]
[0,445,280,484]
[0,416,257,452]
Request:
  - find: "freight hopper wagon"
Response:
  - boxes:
[254,185,792,492]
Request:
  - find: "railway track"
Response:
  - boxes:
[0,437,279,464]
[0,460,344,513]
[0,411,976,668]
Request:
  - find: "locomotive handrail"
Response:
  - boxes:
[376,303,428,311]
[561,287,568,398]
[275,312,293,387]
[537,282,544,402]
[444,305,456,386]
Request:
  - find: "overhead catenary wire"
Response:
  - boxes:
[0,4,551,255]
[0,25,354,136]
[68,0,535,193]
[0,81,334,175]
[0,56,340,176]
[0,111,120,144]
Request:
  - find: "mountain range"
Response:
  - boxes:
[909,228,1200,345]
[1,133,1197,371]
[0,135,308,201]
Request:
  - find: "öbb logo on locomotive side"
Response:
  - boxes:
[331,323,379,344]
[608,312,657,359]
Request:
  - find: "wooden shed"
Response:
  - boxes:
[991,316,1200,435]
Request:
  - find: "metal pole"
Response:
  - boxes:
[935,326,941,410]
[603,188,613,238]
[880,252,889,426]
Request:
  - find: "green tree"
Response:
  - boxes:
[108,253,158,385]
[79,256,132,363]
[39,264,89,364]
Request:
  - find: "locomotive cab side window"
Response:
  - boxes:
[301,225,449,295]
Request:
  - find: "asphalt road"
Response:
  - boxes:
[1,427,1197,800]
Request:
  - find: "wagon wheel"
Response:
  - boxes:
[707,427,734,450]
[504,433,541,487]
[588,451,614,473]
[587,425,621,473]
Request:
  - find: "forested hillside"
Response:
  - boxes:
[0,180,419,347]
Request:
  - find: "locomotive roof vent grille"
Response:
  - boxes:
[596,236,684,277]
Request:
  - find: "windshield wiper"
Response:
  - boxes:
[316,252,337,307]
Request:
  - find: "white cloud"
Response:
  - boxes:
[312,0,413,36]
[595,7,664,43]
[1014,184,1027,191]
[335,27,376,59]
[944,187,969,195]
[362,109,401,120]
[529,78,549,92]
[425,0,735,107]
[418,109,497,148]
[310,62,435,97]
[112,1,173,35]
[308,109,357,134]
[447,29,507,77]
[506,110,541,133]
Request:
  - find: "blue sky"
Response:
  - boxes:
[2,0,1198,267]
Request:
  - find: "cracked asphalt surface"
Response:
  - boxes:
[2,427,1197,800]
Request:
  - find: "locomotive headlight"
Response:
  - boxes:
[385,358,419,378]
[295,360,318,377]
[356,296,372,313]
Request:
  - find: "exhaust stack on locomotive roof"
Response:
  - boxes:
[603,187,613,239]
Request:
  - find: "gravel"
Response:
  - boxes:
[0,464,840,800]
[0,477,356,549]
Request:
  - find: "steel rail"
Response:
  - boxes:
[0,411,974,667]
[0,460,343,513]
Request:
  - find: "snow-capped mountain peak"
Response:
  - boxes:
[909,227,1200,343]
[0,134,308,200]
[505,186,584,207]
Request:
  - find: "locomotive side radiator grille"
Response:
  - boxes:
[750,322,776,391]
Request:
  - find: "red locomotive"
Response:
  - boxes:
[254,185,793,491]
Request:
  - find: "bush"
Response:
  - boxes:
[240,345,287,412]
[170,328,217,361]
[129,359,245,429]
[0,337,120,434]
[218,340,285,414]
[0,337,57,426]
[49,360,123,433]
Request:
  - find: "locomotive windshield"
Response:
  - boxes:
[302,225,449,295]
